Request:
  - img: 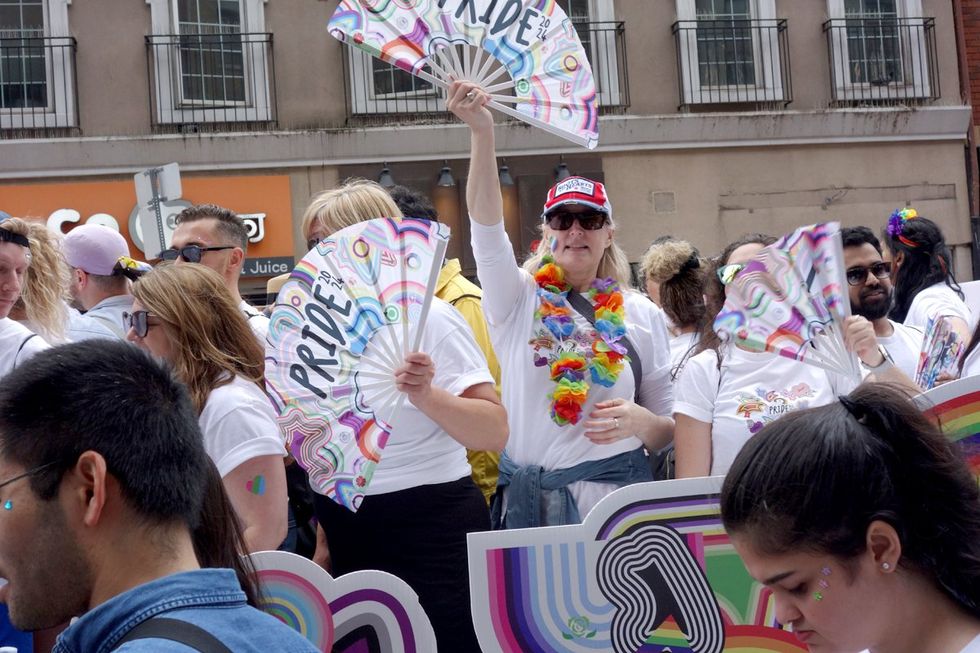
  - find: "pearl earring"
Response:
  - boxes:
[881,562,891,571]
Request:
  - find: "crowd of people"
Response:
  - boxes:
[0,81,976,652]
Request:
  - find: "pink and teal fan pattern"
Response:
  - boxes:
[329,0,599,149]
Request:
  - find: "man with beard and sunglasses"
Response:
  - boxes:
[843,226,923,380]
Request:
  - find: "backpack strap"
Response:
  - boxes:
[14,334,37,367]
[112,617,233,652]
[566,290,643,402]
[448,293,481,306]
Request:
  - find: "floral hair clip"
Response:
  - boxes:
[887,207,919,247]
[114,255,153,281]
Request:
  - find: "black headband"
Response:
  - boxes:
[0,228,29,249]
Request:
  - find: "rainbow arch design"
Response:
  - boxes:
[917,376,980,483]
[468,478,808,653]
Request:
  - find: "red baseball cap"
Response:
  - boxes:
[541,176,613,219]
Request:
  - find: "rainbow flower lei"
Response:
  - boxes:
[533,254,629,426]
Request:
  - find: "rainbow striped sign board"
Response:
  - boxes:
[250,550,436,652]
[916,375,980,484]
[468,477,807,653]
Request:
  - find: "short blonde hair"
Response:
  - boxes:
[1,218,70,342]
[301,178,402,241]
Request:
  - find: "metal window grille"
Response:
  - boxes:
[343,20,629,123]
[824,16,938,105]
[673,18,792,107]
[145,32,276,132]
[0,34,78,136]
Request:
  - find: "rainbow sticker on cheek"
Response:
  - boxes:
[246,475,266,496]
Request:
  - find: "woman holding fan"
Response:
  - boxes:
[447,82,675,528]
[673,234,918,478]
[299,179,507,653]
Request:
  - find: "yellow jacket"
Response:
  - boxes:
[435,259,502,504]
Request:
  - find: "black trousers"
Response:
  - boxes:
[313,476,490,653]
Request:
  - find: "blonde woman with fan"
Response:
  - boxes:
[301,179,507,653]
[448,82,675,529]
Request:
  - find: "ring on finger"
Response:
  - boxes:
[613,417,619,429]
[466,91,475,98]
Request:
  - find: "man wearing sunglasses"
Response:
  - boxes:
[163,204,270,341]
[842,226,923,379]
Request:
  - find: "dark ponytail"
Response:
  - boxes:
[721,383,980,617]
[882,215,962,322]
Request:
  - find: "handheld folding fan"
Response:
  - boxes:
[916,315,966,390]
[714,222,862,380]
[328,0,600,149]
[265,217,450,511]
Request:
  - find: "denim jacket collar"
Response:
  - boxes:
[53,568,245,653]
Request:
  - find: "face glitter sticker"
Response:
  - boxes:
[3,500,11,510]
[814,566,831,600]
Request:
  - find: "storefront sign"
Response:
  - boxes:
[243,256,294,277]
[1,175,294,276]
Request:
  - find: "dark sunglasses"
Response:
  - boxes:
[158,245,235,263]
[717,263,745,286]
[122,310,157,338]
[306,237,321,251]
[845,261,891,286]
[543,210,609,231]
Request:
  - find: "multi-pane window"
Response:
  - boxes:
[695,0,756,87]
[844,0,903,85]
[175,0,245,104]
[0,0,45,108]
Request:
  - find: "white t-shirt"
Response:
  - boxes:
[669,331,699,379]
[199,375,286,477]
[674,347,858,476]
[368,298,493,495]
[878,320,924,381]
[904,283,973,331]
[471,220,674,517]
[240,299,270,343]
[960,343,980,378]
[0,318,50,378]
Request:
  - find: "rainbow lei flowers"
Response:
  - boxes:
[533,254,629,426]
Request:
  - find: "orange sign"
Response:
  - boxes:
[0,174,294,261]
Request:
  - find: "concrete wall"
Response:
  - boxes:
[70,0,152,136]
[603,139,973,279]
[62,0,964,136]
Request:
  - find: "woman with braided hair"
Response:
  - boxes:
[882,208,972,343]
[721,382,980,652]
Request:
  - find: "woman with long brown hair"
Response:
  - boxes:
[128,263,287,552]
